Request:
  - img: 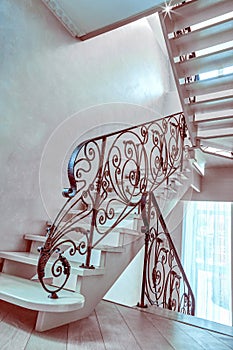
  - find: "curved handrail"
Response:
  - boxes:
[37,112,186,298]
[63,111,186,198]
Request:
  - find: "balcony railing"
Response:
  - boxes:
[37,112,187,300]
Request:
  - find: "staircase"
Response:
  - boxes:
[0,224,143,332]
[2,0,229,333]
[0,113,195,331]
[159,0,233,159]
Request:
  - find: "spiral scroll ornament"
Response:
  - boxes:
[37,112,187,297]
[140,192,195,315]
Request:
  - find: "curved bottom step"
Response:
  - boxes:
[0,272,85,313]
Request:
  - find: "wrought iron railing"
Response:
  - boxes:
[37,112,186,298]
[138,191,195,315]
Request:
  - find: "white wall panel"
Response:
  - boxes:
[0,0,176,251]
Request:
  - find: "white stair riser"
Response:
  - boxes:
[50,250,124,293]
[26,220,141,259]
[2,259,37,279]
[48,272,79,292]
[30,241,43,254]
[63,247,102,267]
[1,258,66,283]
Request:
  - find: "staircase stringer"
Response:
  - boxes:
[158,9,197,147]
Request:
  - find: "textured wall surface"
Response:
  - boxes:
[0,0,180,251]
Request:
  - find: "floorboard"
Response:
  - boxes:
[25,324,68,350]
[67,310,105,350]
[210,332,233,349]
[0,300,233,349]
[175,321,233,350]
[0,303,36,350]
[116,304,174,350]
[95,301,141,350]
[141,304,233,337]
[144,311,204,350]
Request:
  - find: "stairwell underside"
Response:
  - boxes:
[159,0,233,163]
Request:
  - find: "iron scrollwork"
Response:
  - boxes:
[37,112,187,298]
[139,192,195,315]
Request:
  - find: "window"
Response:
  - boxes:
[182,201,232,326]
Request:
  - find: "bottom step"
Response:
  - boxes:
[0,272,85,312]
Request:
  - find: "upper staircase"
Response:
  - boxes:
[159,0,233,159]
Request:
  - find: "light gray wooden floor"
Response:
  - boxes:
[0,299,233,349]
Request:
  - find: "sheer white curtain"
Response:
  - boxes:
[182,201,232,326]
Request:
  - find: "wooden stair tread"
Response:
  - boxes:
[0,251,105,276]
[0,272,85,312]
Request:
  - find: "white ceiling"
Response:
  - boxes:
[41,0,180,38]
